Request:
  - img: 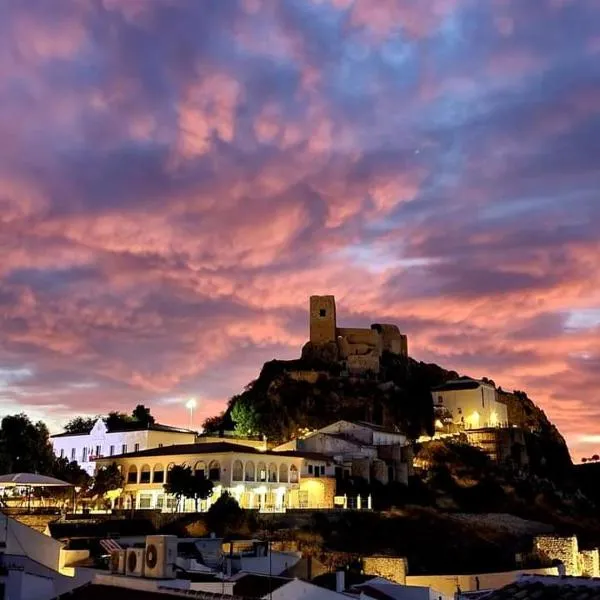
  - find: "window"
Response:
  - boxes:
[95,445,101,457]
[122,444,128,454]
[321,466,326,475]
[232,460,244,481]
[245,461,255,482]
[156,495,164,510]
[140,464,151,484]
[158,443,163,448]
[268,463,278,482]
[139,494,152,509]
[279,463,288,483]
[308,465,313,475]
[71,448,76,461]
[208,461,220,481]
[319,309,326,317]
[110,445,114,456]
[153,464,165,484]
[290,464,299,483]
[194,461,206,479]
[134,443,140,452]
[60,449,64,458]
[438,396,443,404]
[127,465,138,484]
[258,462,267,482]
[82,448,88,462]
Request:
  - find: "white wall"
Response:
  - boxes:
[433,383,507,429]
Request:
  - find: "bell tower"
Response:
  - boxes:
[309,295,337,344]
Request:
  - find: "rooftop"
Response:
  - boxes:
[51,421,196,438]
[484,575,600,599]
[431,377,489,392]
[95,441,334,463]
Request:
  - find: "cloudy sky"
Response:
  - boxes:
[0,0,598,460]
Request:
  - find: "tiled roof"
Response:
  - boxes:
[484,576,600,599]
[51,422,196,438]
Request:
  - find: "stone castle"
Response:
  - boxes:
[304,295,408,374]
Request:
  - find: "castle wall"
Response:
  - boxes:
[371,324,408,357]
[310,295,337,344]
[580,549,599,577]
[362,556,407,584]
[534,535,581,576]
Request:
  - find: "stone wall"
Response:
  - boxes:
[534,535,581,575]
[362,556,407,584]
[580,548,600,577]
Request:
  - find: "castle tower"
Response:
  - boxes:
[309,295,337,344]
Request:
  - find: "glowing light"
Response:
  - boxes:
[185,398,197,410]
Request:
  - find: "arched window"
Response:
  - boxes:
[232,460,244,481]
[153,464,165,484]
[279,463,289,483]
[289,464,299,483]
[194,461,206,479]
[245,461,255,482]
[166,463,175,483]
[268,463,278,482]
[257,462,267,482]
[127,465,138,484]
[208,460,220,481]
[140,464,151,484]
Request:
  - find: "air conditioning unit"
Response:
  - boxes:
[126,548,145,577]
[110,549,127,574]
[144,535,178,579]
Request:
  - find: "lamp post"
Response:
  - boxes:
[186,398,197,429]
[73,486,81,515]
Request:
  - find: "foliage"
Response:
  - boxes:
[104,411,134,430]
[92,462,124,496]
[132,404,155,427]
[0,413,56,474]
[163,465,213,511]
[64,416,97,434]
[230,395,261,436]
[53,457,91,488]
[202,412,229,434]
[205,492,244,535]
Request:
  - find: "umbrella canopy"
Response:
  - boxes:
[0,473,73,487]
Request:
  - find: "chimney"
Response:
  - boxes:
[336,570,345,593]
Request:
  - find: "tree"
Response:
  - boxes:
[231,396,260,437]
[132,404,155,427]
[205,493,244,535]
[104,411,133,431]
[163,465,213,511]
[92,462,124,496]
[53,457,91,489]
[64,416,97,434]
[0,414,56,474]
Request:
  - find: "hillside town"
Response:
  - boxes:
[1,297,598,599]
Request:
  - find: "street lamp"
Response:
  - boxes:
[186,398,197,429]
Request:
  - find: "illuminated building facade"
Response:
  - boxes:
[431,378,509,430]
[94,441,336,512]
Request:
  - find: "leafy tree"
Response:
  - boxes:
[231,396,261,436]
[92,462,124,496]
[53,457,91,488]
[0,414,56,474]
[64,416,97,434]
[104,411,134,431]
[132,404,155,427]
[202,413,226,434]
[206,492,244,535]
[164,465,213,511]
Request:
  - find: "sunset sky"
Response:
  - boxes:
[0,0,599,460]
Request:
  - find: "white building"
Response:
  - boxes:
[431,378,508,430]
[94,441,336,511]
[51,418,196,475]
[273,420,411,485]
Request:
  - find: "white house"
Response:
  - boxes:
[273,420,411,485]
[51,418,197,475]
[431,378,508,430]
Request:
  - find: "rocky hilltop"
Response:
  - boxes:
[204,351,572,479]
